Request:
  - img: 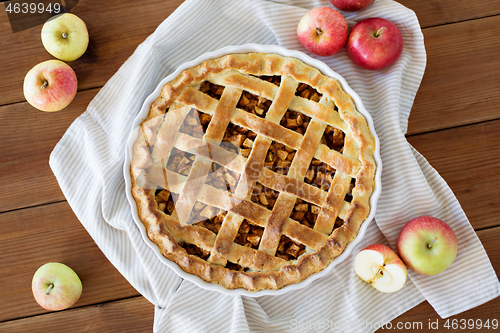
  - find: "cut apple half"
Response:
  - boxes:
[354,244,407,293]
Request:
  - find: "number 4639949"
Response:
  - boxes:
[5,2,61,14]
[444,318,498,330]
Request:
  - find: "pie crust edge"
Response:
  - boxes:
[130,52,377,291]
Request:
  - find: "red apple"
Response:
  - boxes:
[32,263,82,311]
[297,7,348,57]
[354,244,407,293]
[329,0,375,12]
[346,17,403,70]
[23,60,78,112]
[397,216,458,276]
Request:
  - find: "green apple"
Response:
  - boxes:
[23,60,78,112]
[41,13,89,62]
[354,244,407,293]
[397,216,458,275]
[32,262,82,311]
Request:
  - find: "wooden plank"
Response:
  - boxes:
[0,88,98,213]
[0,201,139,323]
[398,0,500,28]
[379,226,500,332]
[1,0,499,132]
[407,119,500,230]
[0,0,184,106]
[0,296,154,333]
[407,15,500,135]
[1,226,497,331]
[379,297,500,332]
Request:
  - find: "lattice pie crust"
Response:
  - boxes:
[130,52,376,291]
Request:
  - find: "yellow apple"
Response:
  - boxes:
[41,13,89,62]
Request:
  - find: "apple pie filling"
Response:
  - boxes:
[165,148,195,176]
[264,140,297,175]
[296,82,322,102]
[234,220,264,250]
[251,182,279,210]
[152,79,351,267]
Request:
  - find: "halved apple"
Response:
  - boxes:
[354,244,407,293]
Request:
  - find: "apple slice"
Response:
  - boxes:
[354,244,407,293]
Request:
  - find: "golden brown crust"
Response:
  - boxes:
[130,52,376,291]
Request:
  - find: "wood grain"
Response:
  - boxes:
[0,0,185,106]
[379,226,500,332]
[0,88,98,213]
[407,119,500,230]
[0,201,138,323]
[398,0,500,28]
[0,296,154,333]
[0,226,497,331]
[407,15,500,135]
[1,0,499,331]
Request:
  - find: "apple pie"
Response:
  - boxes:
[130,52,377,291]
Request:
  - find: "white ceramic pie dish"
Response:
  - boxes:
[123,43,382,297]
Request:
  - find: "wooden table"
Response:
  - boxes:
[1,0,499,331]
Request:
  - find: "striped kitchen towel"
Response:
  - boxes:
[49,0,500,332]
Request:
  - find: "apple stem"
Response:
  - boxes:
[427,236,438,249]
[40,81,48,90]
[45,283,54,295]
[374,27,386,38]
[315,27,323,36]
[62,32,68,39]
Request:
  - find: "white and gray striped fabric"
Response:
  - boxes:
[49,0,500,332]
